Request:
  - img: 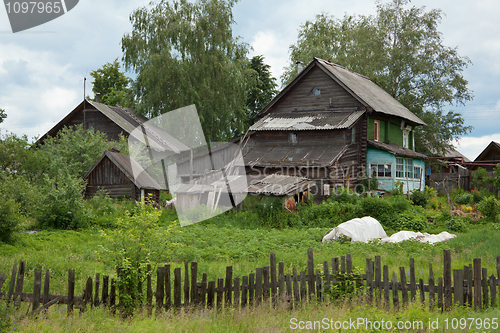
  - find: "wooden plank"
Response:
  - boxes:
[293,269,300,304]
[84,277,93,310]
[249,273,255,306]
[174,267,181,309]
[428,264,435,310]
[200,273,207,308]
[102,275,109,307]
[468,264,473,307]
[270,253,277,306]
[216,278,224,312]
[263,266,270,301]
[454,269,464,307]
[7,262,17,303]
[392,272,399,310]
[146,264,152,315]
[383,265,389,310]
[340,255,345,274]
[300,271,307,302]
[156,266,165,313]
[278,262,285,302]
[399,267,408,307]
[474,258,481,311]
[165,265,171,310]
[346,254,353,274]
[43,270,50,306]
[285,273,292,306]
[94,273,100,307]
[444,250,452,311]
[234,277,240,309]
[225,266,232,307]
[255,268,263,306]
[366,258,373,303]
[184,262,190,307]
[241,276,248,308]
[316,269,322,301]
[67,269,75,316]
[191,262,198,306]
[490,275,496,308]
[323,261,331,294]
[332,257,339,285]
[15,261,25,309]
[419,278,425,305]
[482,267,489,308]
[410,258,416,302]
[497,255,500,280]
[307,248,315,299]
[463,265,469,306]
[32,269,42,313]
[438,277,443,311]
[375,256,381,305]
[207,281,215,309]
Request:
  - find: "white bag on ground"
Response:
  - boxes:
[381,231,456,244]
[322,216,387,243]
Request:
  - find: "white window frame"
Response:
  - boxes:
[369,163,392,178]
[374,120,380,142]
[405,158,413,178]
[414,166,422,180]
[396,157,404,178]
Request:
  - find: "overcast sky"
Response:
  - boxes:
[1,0,499,160]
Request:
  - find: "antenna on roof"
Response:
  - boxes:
[84,77,86,101]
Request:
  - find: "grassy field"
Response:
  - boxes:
[2,196,500,332]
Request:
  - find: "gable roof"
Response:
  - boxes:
[474,141,500,162]
[259,58,426,126]
[84,149,165,190]
[249,110,364,131]
[36,99,148,145]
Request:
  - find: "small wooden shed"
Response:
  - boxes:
[84,149,165,202]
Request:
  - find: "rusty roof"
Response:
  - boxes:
[249,110,364,131]
[244,143,347,167]
[367,140,428,159]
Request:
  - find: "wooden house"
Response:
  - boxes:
[84,149,165,202]
[244,58,428,195]
[469,141,500,171]
[36,98,149,145]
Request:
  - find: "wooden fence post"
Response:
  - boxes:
[32,269,42,313]
[399,267,408,307]
[225,266,232,307]
[263,266,270,302]
[110,278,116,314]
[43,270,50,308]
[184,262,190,307]
[156,266,165,314]
[102,275,109,307]
[270,253,277,306]
[241,276,248,308]
[383,265,389,310]
[191,262,198,306]
[482,267,489,308]
[94,273,100,307]
[15,261,25,309]
[255,268,263,306]
[474,258,481,311]
[200,273,207,308]
[234,277,240,309]
[375,256,381,305]
[410,258,416,302]
[67,269,75,316]
[307,248,315,299]
[174,267,181,309]
[146,264,152,316]
[444,250,452,311]
[392,272,399,310]
[454,269,464,307]
[278,262,285,303]
[7,262,17,304]
[216,278,224,312]
[429,264,435,310]
[165,264,171,311]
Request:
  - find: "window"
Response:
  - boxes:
[289,133,298,143]
[396,157,404,178]
[405,158,413,178]
[312,87,321,96]
[374,120,380,141]
[370,163,392,178]
[351,127,356,144]
[414,166,422,180]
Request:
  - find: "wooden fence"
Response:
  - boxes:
[2,249,500,317]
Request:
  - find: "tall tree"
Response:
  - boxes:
[122,0,253,142]
[90,59,134,108]
[283,0,473,155]
[245,55,278,129]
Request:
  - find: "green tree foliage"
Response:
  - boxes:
[245,55,278,129]
[471,167,488,191]
[283,0,473,155]
[122,0,253,142]
[0,108,6,124]
[0,131,32,173]
[90,59,134,108]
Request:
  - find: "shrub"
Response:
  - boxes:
[36,172,87,230]
[424,185,437,199]
[393,209,428,231]
[0,195,20,243]
[329,187,359,204]
[410,189,428,208]
[472,190,485,204]
[476,196,499,221]
[445,216,470,232]
[434,210,451,226]
[324,267,363,301]
[388,195,411,214]
[455,192,472,205]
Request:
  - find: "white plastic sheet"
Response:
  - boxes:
[322,216,387,243]
[322,217,456,244]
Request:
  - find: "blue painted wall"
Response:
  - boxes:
[366,148,425,193]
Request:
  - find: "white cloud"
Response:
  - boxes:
[456,133,500,161]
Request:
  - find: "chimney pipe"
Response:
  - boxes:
[296,61,304,75]
[96,93,101,103]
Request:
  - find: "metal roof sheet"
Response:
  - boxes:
[243,143,346,167]
[250,110,364,131]
[316,59,426,126]
[248,174,313,196]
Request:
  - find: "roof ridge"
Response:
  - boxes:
[315,57,371,80]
